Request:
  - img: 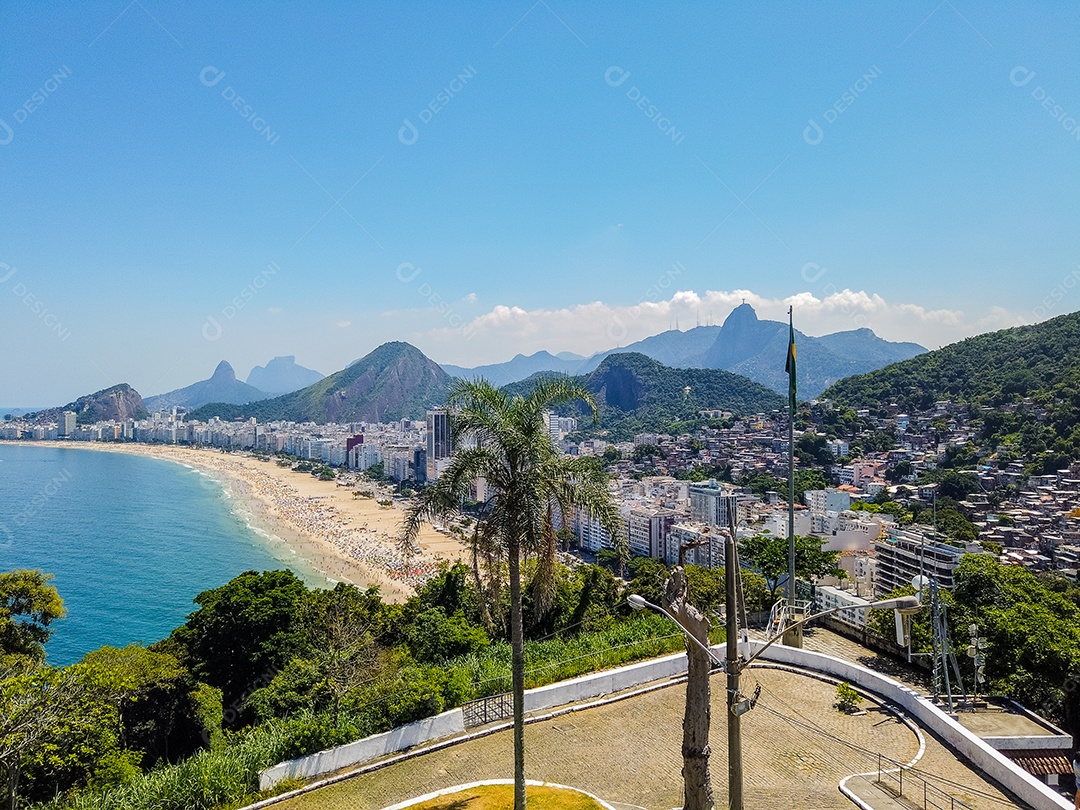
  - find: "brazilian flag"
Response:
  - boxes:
[785,316,796,410]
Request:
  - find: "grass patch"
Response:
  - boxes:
[455,613,689,698]
[403,783,606,809]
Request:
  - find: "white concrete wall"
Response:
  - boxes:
[985,735,1073,751]
[259,709,465,790]
[523,651,689,713]
[259,650,699,790]
[262,640,1071,809]
[750,641,1072,810]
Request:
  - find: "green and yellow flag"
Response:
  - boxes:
[785,311,796,410]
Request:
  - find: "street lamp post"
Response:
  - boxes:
[627,593,725,668]
[630,548,921,810]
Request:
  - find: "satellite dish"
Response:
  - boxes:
[911,575,930,592]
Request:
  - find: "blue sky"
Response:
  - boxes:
[2,2,1079,404]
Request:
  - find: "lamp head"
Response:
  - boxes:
[871,595,921,611]
[628,593,648,611]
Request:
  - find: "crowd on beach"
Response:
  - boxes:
[194,454,447,590]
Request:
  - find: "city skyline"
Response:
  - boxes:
[3,3,1079,404]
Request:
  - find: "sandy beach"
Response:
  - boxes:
[10,442,469,603]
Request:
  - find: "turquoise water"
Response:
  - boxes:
[0,443,326,666]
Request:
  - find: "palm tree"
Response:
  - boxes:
[402,378,620,810]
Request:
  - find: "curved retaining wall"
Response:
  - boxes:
[259,710,466,790]
[262,641,1070,809]
[749,640,1072,810]
[260,651,692,790]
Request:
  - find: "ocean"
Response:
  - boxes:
[0,443,327,666]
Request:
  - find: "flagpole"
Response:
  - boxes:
[787,306,796,610]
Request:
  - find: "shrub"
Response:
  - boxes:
[835,682,862,713]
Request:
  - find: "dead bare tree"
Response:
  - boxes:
[663,567,714,810]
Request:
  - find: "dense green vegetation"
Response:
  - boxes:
[504,353,784,441]
[738,534,845,598]
[1,552,740,810]
[870,555,1080,724]
[823,310,1080,472]
[737,469,828,504]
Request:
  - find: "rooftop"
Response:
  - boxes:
[957,699,1069,740]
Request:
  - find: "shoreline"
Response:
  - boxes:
[0,441,468,604]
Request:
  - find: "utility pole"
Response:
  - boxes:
[725,526,743,810]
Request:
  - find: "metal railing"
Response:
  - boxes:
[766,597,813,640]
[876,753,973,810]
[461,692,514,728]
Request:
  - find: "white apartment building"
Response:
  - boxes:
[576,508,615,553]
[666,522,725,569]
[546,412,578,442]
[872,526,977,596]
[762,507,812,539]
[626,506,675,558]
[349,443,382,471]
[804,488,851,515]
[689,480,737,527]
[815,585,873,629]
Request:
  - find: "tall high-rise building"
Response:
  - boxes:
[412,447,427,485]
[627,506,675,559]
[59,411,77,438]
[426,408,451,481]
[873,526,973,596]
[688,480,737,527]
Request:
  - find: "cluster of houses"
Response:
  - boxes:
[5,397,1079,598]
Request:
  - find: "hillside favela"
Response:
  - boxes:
[2,5,1079,810]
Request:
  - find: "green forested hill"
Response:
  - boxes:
[823,310,1080,470]
[189,342,452,424]
[505,352,785,438]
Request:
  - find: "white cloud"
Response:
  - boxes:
[401,288,1028,365]
[336,320,352,328]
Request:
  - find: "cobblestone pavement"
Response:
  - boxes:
[796,627,932,692]
[273,667,1018,810]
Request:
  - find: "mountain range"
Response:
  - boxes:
[440,351,584,387]
[189,344,784,433]
[141,357,326,414]
[441,303,926,398]
[188,342,453,424]
[504,352,785,438]
[24,306,1080,448]
[18,304,957,433]
[25,384,149,426]
[245,356,324,394]
[144,362,271,413]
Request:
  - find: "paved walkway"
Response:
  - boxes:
[271,666,1019,810]
[776,626,932,693]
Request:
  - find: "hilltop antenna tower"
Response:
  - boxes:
[909,576,967,712]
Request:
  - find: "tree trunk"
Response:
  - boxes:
[5,761,19,810]
[508,536,527,810]
[664,567,714,810]
[471,532,495,636]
